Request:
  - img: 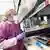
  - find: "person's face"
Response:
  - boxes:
[8,14,17,22]
[7,13,19,24]
[7,14,14,21]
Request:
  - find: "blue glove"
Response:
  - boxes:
[17,32,25,40]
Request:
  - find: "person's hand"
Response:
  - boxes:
[17,32,25,40]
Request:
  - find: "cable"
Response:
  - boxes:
[17,0,21,14]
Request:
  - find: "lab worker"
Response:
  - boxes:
[0,9,25,50]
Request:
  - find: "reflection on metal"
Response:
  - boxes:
[21,0,49,24]
[23,18,31,28]
[19,0,37,23]
[23,17,39,31]
[29,1,46,18]
[19,0,49,32]
[37,5,50,16]
[20,0,45,23]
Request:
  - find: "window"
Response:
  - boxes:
[0,0,14,14]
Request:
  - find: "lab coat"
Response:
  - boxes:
[0,21,24,50]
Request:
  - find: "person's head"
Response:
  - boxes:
[5,9,17,21]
